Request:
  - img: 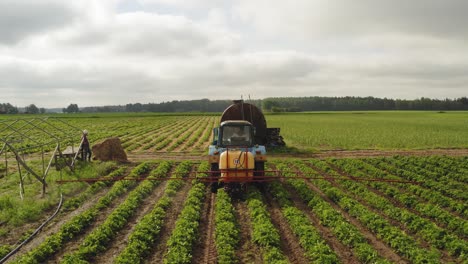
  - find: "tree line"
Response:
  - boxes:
[0,103,46,114]
[2,96,468,114]
[262,96,468,111]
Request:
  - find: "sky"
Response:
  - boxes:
[0,0,467,108]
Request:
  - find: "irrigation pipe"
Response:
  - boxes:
[0,193,63,264]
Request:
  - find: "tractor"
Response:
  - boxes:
[208,100,283,193]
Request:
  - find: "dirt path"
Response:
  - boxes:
[146,182,192,263]
[192,190,217,264]
[233,200,262,263]
[262,192,309,264]
[92,180,169,263]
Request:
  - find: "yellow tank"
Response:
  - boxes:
[219,150,254,182]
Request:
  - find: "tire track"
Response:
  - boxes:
[192,190,216,264]
[233,200,262,264]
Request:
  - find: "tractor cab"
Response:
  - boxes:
[215,121,254,148]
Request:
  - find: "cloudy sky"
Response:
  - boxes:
[1,0,467,107]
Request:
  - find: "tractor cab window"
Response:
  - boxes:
[221,126,252,146]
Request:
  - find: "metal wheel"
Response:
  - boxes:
[254,161,265,177]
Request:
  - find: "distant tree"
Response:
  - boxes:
[63,103,79,113]
[0,103,18,114]
[39,108,46,114]
[25,104,39,114]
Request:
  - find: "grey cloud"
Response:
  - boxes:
[0,1,78,44]
[0,60,158,106]
[235,0,468,41]
[56,13,240,58]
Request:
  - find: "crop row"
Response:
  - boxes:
[12,165,131,263]
[165,117,211,151]
[321,159,466,261]
[275,162,390,264]
[381,157,466,201]
[331,158,467,239]
[181,116,215,151]
[214,189,239,264]
[122,118,189,150]
[163,162,207,263]
[365,158,467,218]
[61,161,156,263]
[394,155,468,184]
[245,186,288,263]
[299,159,446,262]
[115,161,191,264]
[267,181,339,263]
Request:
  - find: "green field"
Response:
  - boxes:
[2,111,467,152]
[269,111,468,150]
[0,111,467,263]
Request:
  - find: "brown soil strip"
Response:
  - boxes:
[192,190,217,264]
[5,187,111,262]
[300,177,406,263]
[233,200,262,264]
[146,182,192,263]
[92,180,169,264]
[281,183,360,264]
[262,192,309,264]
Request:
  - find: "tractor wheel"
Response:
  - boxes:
[254,161,265,190]
[254,161,265,177]
[210,163,220,193]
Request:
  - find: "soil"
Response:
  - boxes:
[192,191,217,264]
[233,200,263,263]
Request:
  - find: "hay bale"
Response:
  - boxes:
[91,137,128,162]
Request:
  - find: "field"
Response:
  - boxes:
[0,112,467,263]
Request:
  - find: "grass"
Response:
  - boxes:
[0,161,115,231]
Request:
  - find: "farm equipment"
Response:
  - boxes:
[0,117,88,197]
[208,100,283,193]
